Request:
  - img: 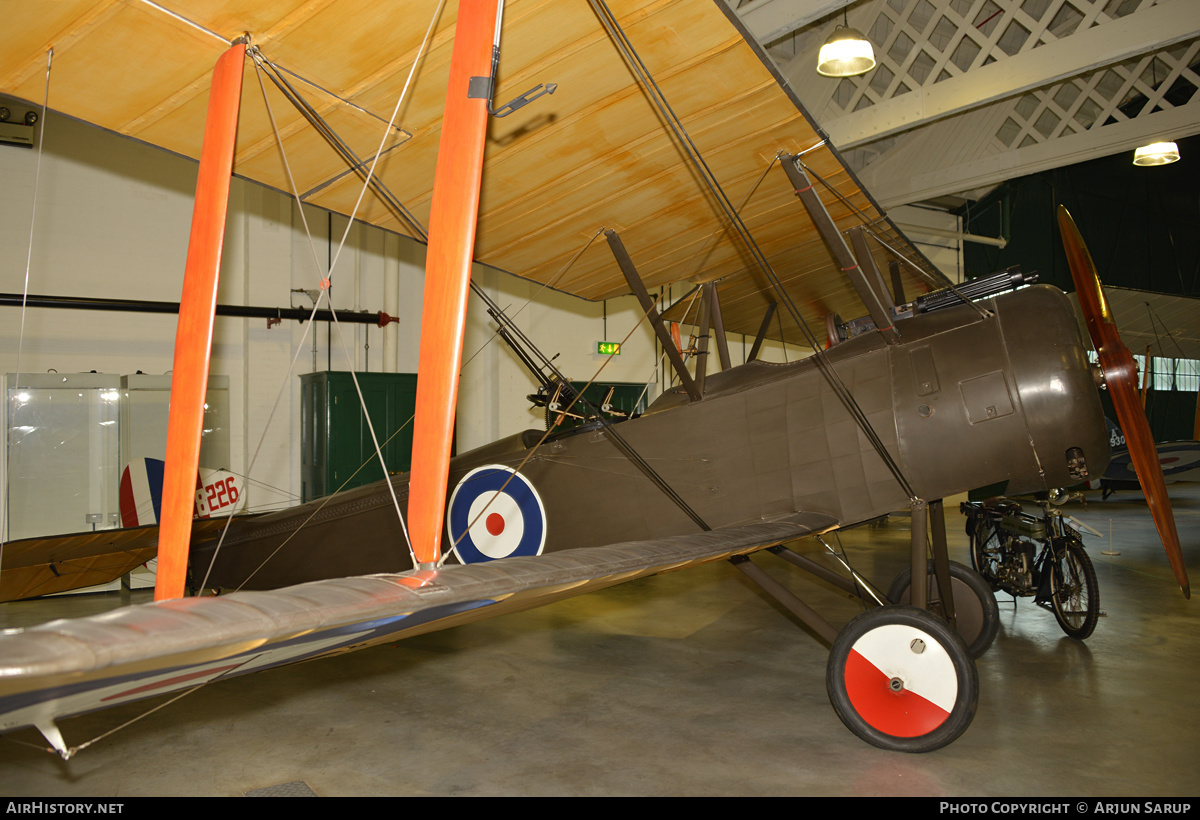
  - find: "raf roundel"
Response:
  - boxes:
[446,465,547,563]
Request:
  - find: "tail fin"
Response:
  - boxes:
[119,458,243,526]
[119,458,166,527]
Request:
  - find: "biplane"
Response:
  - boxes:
[0,0,1189,759]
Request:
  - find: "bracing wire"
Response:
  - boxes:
[202,3,448,586]
[2,47,52,564]
[443,288,714,563]
[198,53,408,589]
[788,158,989,320]
[589,0,916,499]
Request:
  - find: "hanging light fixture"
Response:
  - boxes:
[1132,62,1179,166]
[1133,141,1180,166]
[817,10,876,78]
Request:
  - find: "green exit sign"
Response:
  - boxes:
[596,341,621,355]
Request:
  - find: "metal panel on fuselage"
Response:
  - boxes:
[889,285,1108,500]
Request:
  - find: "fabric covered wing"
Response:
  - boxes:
[0,519,239,603]
[1,1,940,345]
[0,513,836,740]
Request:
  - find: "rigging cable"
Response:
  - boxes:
[198,51,381,589]
[460,228,606,372]
[588,0,916,499]
[793,161,991,319]
[2,47,52,566]
[252,56,427,240]
[201,4,448,587]
[444,290,714,563]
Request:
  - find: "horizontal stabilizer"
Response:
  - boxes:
[0,518,232,603]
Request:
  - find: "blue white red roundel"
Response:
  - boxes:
[447,465,547,563]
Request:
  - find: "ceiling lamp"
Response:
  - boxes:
[1133,141,1180,166]
[817,25,876,77]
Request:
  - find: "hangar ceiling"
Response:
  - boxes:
[731,0,1200,210]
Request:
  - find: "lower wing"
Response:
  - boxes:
[0,512,836,756]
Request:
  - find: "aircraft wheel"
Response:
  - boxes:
[886,561,999,658]
[827,606,978,753]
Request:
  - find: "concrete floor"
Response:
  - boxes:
[0,485,1197,796]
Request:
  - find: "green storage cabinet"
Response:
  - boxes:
[301,371,428,503]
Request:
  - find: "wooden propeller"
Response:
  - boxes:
[1058,206,1190,598]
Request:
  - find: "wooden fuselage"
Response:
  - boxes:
[195,285,1108,590]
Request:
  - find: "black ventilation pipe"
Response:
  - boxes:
[0,292,398,327]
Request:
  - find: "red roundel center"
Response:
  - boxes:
[486,513,505,536]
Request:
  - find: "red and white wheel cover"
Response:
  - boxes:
[446,465,547,563]
[844,623,957,737]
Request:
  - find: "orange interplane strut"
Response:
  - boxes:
[407,0,499,567]
[156,43,246,601]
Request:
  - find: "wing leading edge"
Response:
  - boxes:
[0,512,835,755]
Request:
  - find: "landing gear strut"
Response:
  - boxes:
[731,496,989,752]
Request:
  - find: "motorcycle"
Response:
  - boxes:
[960,498,1100,639]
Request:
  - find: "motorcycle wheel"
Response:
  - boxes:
[1050,539,1100,640]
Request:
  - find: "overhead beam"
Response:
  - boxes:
[825,0,1200,150]
[735,0,846,45]
[865,102,1200,209]
[892,223,1008,248]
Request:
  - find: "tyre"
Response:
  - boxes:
[1049,539,1099,640]
[827,606,978,753]
[968,515,1004,591]
[887,560,999,658]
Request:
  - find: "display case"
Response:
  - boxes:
[5,373,121,540]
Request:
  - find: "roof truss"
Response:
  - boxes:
[740,0,1200,208]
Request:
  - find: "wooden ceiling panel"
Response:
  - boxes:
[0,1,115,86]
[2,0,945,344]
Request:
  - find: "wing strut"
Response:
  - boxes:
[156,41,246,601]
[708,284,732,371]
[779,155,899,345]
[605,229,701,401]
[747,301,777,363]
[407,0,500,567]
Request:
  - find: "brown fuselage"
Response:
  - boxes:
[195,285,1108,590]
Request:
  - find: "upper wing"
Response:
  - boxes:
[2,0,940,344]
[0,513,835,753]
